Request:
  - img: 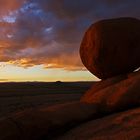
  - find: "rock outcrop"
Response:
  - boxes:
[57,107,140,140]
[81,74,127,102]
[81,70,140,113]
[80,17,140,79]
[0,102,98,140]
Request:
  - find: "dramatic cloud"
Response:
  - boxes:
[0,0,23,10]
[0,0,140,70]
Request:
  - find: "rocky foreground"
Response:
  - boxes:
[0,17,140,140]
[57,107,140,140]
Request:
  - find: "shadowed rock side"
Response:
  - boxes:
[0,102,98,140]
[57,107,140,140]
[80,17,140,79]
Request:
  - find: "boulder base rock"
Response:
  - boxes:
[81,74,127,102]
[80,17,140,79]
[81,71,140,113]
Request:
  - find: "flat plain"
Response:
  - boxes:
[0,81,95,118]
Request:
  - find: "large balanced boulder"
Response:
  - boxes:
[80,17,140,79]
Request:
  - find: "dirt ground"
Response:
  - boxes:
[0,82,95,118]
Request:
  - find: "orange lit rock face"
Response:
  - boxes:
[80,17,140,79]
[80,74,127,102]
[81,71,140,113]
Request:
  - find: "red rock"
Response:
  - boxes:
[80,17,140,79]
[127,68,140,78]
[57,107,140,140]
[0,101,97,140]
[81,71,140,113]
[81,74,127,102]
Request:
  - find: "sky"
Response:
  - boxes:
[0,0,140,82]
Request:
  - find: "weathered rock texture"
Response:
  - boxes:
[81,74,127,102]
[81,70,140,113]
[0,102,97,140]
[80,17,140,79]
[57,107,140,140]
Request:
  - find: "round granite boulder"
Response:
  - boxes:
[80,17,140,79]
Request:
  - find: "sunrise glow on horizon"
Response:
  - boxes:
[0,0,139,82]
[0,63,98,82]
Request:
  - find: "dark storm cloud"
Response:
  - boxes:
[32,0,140,44]
[0,0,140,70]
[39,0,140,19]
